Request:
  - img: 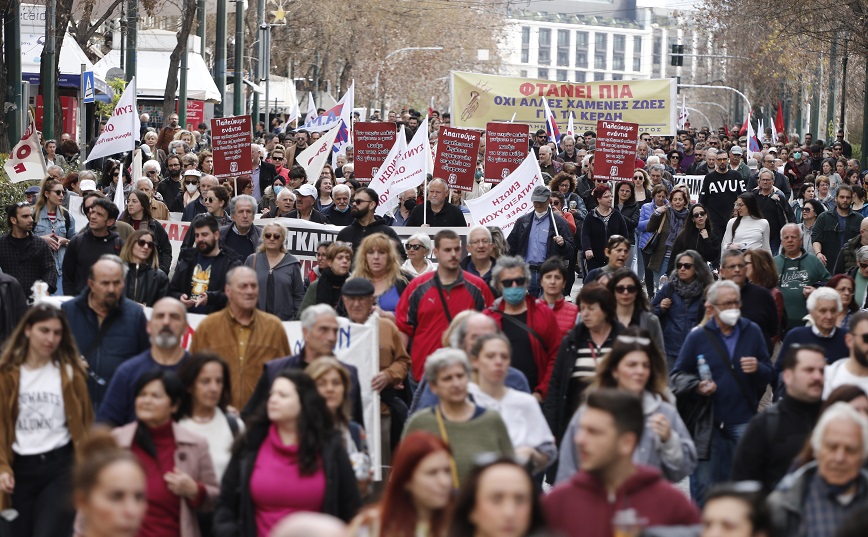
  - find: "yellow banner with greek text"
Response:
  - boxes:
[450,71,677,136]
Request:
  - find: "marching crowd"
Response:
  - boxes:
[2,111,868,537]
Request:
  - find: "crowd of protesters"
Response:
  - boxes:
[4,111,868,537]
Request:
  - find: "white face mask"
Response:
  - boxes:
[186,183,198,194]
[716,307,741,326]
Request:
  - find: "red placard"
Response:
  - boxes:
[483,122,529,184]
[593,120,639,182]
[210,115,252,179]
[433,126,482,192]
[353,122,398,182]
[186,100,205,129]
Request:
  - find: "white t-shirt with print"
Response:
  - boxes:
[13,362,70,455]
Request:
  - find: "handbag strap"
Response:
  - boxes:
[433,273,453,323]
[652,209,667,234]
[499,310,547,350]
[701,326,757,411]
[434,406,461,488]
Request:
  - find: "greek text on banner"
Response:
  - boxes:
[450,71,677,136]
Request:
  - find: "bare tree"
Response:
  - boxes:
[161,0,198,121]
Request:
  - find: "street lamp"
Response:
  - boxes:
[373,46,443,117]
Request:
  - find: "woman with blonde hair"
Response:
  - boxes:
[119,229,169,306]
[244,223,305,321]
[351,233,412,316]
[0,304,93,536]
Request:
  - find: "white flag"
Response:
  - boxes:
[4,111,47,183]
[296,122,342,182]
[566,111,575,137]
[375,117,430,217]
[331,81,355,167]
[302,85,353,133]
[770,118,779,145]
[284,99,300,129]
[87,77,139,162]
[465,152,544,234]
[306,93,316,123]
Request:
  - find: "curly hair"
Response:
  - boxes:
[549,172,576,193]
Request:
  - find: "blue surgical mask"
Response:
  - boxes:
[501,287,527,305]
[335,204,349,213]
[273,185,283,196]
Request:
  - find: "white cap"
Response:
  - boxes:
[183,169,202,178]
[297,184,318,198]
[80,179,98,192]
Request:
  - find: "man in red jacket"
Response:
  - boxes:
[543,390,699,537]
[396,229,494,384]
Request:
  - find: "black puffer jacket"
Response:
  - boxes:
[125,263,169,306]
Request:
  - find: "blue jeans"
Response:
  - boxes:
[651,254,671,294]
[528,270,542,298]
[690,423,748,507]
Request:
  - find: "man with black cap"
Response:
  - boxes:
[341,277,411,457]
[506,185,573,297]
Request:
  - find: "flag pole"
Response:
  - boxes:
[423,176,428,226]
[549,205,560,238]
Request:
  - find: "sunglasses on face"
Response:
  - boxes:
[135,239,154,249]
[406,243,425,251]
[185,180,198,185]
[677,262,694,270]
[860,263,868,270]
[263,233,282,240]
[614,284,638,294]
[272,156,284,161]
[352,199,372,205]
[146,171,158,175]
[50,189,64,195]
[692,211,706,218]
[501,277,527,287]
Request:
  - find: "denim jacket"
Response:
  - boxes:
[32,205,76,281]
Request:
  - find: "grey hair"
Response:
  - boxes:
[226,265,256,287]
[706,280,740,306]
[781,223,802,239]
[332,184,351,197]
[807,286,842,313]
[428,178,448,191]
[857,246,868,263]
[706,148,718,157]
[424,348,472,385]
[646,156,661,166]
[79,170,98,182]
[407,233,432,251]
[810,402,868,458]
[300,304,338,331]
[491,255,531,289]
[47,164,63,175]
[229,194,257,214]
[468,225,492,243]
[648,164,665,174]
[670,250,713,286]
[448,312,498,349]
[720,248,745,266]
[94,254,128,279]
[276,188,296,202]
[135,178,154,190]
[758,168,775,180]
[142,160,161,174]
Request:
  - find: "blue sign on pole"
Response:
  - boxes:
[82,71,95,104]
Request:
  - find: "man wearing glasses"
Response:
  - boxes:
[671,279,773,506]
[748,152,792,200]
[460,225,497,291]
[334,187,402,251]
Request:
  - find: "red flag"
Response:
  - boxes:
[739,114,749,136]
[774,101,786,142]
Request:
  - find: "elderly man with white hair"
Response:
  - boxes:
[768,402,868,537]
[775,222,831,330]
[460,225,496,290]
[273,187,296,218]
[327,184,353,226]
[136,176,170,220]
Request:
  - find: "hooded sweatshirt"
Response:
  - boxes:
[543,465,700,537]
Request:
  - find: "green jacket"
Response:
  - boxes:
[810,210,863,274]
[774,251,830,329]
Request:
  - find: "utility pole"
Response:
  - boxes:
[44,0,57,139]
[253,0,265,127]
[233,0,244,116]
[125,0,137,81]
[215,0,227,117]
[197,0,206,56]
[810,63,821,139]
[839,37,848,133]
[826,34,838,142]
[4,2,23,146]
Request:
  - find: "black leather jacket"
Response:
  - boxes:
[125,263,169,306]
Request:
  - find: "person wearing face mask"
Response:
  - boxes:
[785,148,812,193]
[671,280,773,507]
[482,256,561,404]
[327,184,353,226]
[390,189,418,227]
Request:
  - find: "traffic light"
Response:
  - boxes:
[670,44,684,67]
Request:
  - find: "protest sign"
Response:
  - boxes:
[353,122,398,182]
[211,115,252,178]
[87,77,139,162]
[483,122,529,184]
[465,152,543,234]
[433,126,481,192]
[451,71,676,135]
[592,120,639,182]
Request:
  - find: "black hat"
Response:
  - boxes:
[342,277,375,297]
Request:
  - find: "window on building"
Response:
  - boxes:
[594,72,605,81]
[595,33,608,53]
[557,30,569,66]
[653,36,662,66]
[633,36,642,71]
[538,28,551,65]
[557,69,568,81]
[538,68,549,79]
[520,70,528,78]
[612,73,623,80]
[575,71,586,83]
[613,56,625,70]
[521,27,530,64]
[575,31,589,68]
[613,34,625,71]
[595,52,606,69]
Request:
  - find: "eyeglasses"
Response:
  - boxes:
[50,189,64,195]
[500,277,527,287]
[724,263,746,270]
[469,239,490,246]
[692,211,706,218]
[859,263,868,270]
[112,171,120,177]
[146,170,158,175]
[272,156,284,161]
[676,262,694,270]
[203,197,216,203]
[614,284,638,294]
[861,334,868,344]
[352,198,372,205]
[616,335,651,345]
[715,300,742,309]
[185,180,198,185]
[263,233,282,240]
[135,239,154,249]
[406,243,425,251]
